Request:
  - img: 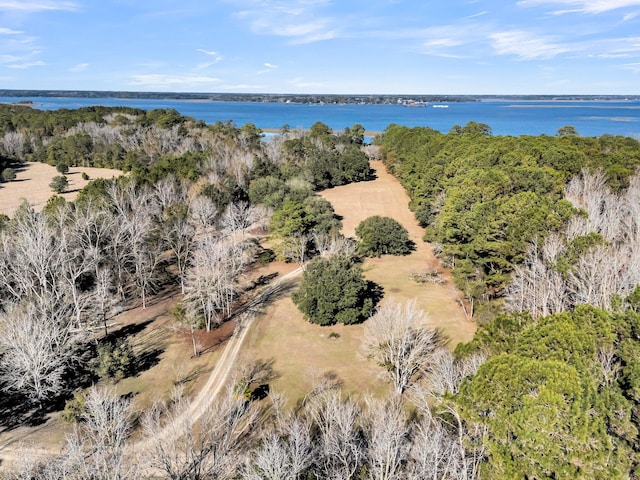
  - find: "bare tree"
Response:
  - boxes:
[364,396,409,480]
[183,237,241,330]
[61,387,138,480]
[424,349,486,397]
[0,300,77,402]
[363,299,443,394]
[306,389,365,479]
[143,385,259,479]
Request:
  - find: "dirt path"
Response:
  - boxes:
[0,267,303,472]
[134,266,303,455]
[320,160,476,345]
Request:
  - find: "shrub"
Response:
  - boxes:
[49,175,69,193]
[81,171,89,180]
[61,390,87,423]
[1,167,16,182]
[90,340,135,380]
[56,161,70,174]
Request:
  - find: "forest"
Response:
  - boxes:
[0,103,639,479]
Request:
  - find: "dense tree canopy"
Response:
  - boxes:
[380,123,640,302]
[292,254,378,325]
[455,305,640,478]
[355,215,412,257]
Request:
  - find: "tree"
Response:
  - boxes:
[292,254,378,325]
[458,354,613,479]
[56,161,70,174]
[355,215,412,257]
[61,387,138,479]
[1,167,16,182]
[143,385,259,480]
[0,300,77,402]
[50,175,69,193]
[363,298,443,394]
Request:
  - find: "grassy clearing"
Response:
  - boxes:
[0,162,123,216]
[240,160,476,406]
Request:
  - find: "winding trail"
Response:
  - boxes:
[133,266,303,453]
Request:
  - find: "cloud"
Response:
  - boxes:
[416,24,487,58]
[196,48,218,56]
[232,0,339,44]
[466,10,488,18]
[517,0,640,14]
[7,60,45,69]
[69,62,88,72]
[257,62,279,74]
[288,77,326,88]
[195,49,222,67]
[489,30,572,59]
[622,62,640,72]
[0,27,23,35]
[623,12,638,20]
[130,74,221,88]
[219,83,266,90]
[0,1,79,12]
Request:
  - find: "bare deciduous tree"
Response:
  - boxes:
[143,385,259,479]
[363,299,443,394]
[364,396,409,480]
[61,387,138,480]
[306,389,365,480]
[0,300,76,402]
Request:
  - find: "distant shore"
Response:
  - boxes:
[2,89,639,105]
[261,128,383,136]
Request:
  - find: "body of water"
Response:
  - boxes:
[2,96,640,138]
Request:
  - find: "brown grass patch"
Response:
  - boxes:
[320,160,476,346]
[0,162,123,216]
[239,160,476,406]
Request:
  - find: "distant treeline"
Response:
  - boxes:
[3,89,640,104]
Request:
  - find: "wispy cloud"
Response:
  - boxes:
[130,73,221,88]
[489,30,572,59]
[196,48,218,56]
[0,27,23,35]
[288,77,326,88]
[69,62,88,72]
[257,62,279,74]
[517,0,640,14]
[0,1,79,12]
[622,62,640,72]
[416,24,487,58]
[195,48,222,68]
[7,60,45,69]
[466,10,488,18]
[232,0,339,44]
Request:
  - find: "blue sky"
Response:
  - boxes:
[1,0,639,94]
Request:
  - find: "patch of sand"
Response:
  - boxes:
[0,162,123,216]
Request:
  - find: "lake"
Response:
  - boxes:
[1,96,639,138]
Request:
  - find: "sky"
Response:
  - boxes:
[0,0,640,94]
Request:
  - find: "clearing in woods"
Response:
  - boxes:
[240,159,476,405]
[0,162,123,216]
[0,159,477,467]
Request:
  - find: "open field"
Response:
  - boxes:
[240,160,476,406]
[0,162,123,216]
[320,160,476,346]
